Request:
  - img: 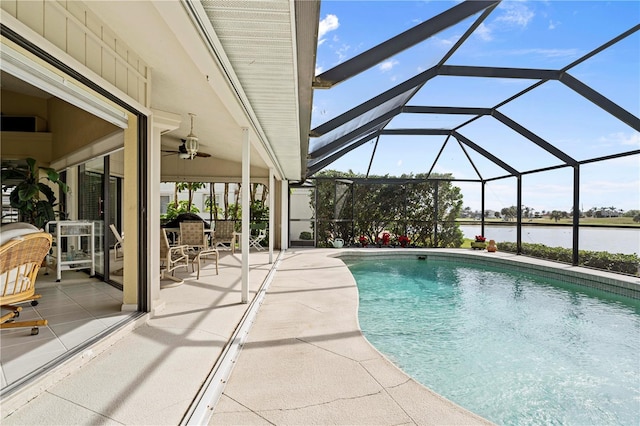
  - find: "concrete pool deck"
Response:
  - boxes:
[3,247,637,424]
[209,248,492,425]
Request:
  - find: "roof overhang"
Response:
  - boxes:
[83,0,319,181]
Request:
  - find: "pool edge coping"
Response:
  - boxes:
[333,248,640,300]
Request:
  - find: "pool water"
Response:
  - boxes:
[347,258,640,426]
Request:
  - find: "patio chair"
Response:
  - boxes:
[179,221,209,254]
[179,221,218,277]
[213,221,236,253]
[1,231,53,335]
[160,228,189,284]
[194,246,219,279]
[109,224,124,260]
[249,227,267,251]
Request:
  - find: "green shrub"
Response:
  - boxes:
[299,231,312,240]
[497,242,639,276]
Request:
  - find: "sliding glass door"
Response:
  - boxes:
[77,152,123,283]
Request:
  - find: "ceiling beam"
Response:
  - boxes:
[313,0,500,88]
[310,68,435,137]
[403,106,492,115]
[492,111,577,165]
[560,73,640,132]
[439,65,560,80]
[307,132,379,176]
[453,131,520,176]
[309,108,401,159]
[380,129,451,136]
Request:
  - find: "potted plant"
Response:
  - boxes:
[471,235,487,250]
[1,158,68,229]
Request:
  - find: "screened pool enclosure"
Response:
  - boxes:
[291,0,639,273]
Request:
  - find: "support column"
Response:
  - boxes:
[241,128,250,303]
[433,182,439,247]
[149,110,181,314]
[516,175,522,255]
[269,168,275,263]
[120,113,141,310]
[480,181,486,237]
[572,165,580,266]
[281,180,289,250]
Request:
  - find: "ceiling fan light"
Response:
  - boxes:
[185,113,199,159]
[185,135,198,158]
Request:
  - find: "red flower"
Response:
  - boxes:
[398,235,410,244]
[377,232,391,245]
[475,235,486,242]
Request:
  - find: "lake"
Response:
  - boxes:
[459,225,640,255]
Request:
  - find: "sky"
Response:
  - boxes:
[310,0,640,213]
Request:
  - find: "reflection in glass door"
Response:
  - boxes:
[77,154,123,283]
[108,151,124,284]
[79,158,105,276]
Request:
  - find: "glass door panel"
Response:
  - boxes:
[78,158,105,276]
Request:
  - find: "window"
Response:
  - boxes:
[160,196,170,214]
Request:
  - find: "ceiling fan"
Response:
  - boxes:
[161,113,212,159]
[162,138,212,159]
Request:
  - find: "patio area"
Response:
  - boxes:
[1,247,274,423]
[2,248,494,425]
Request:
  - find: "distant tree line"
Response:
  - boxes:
[461,205,640,223]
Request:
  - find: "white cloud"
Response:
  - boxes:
[496,2,534,27]
[318,14,339,38]
[475,23,493,41]
[596,132,640,148]
[616,132,640,147]
[397,160,403,167]
[379,59,399,72]
[431,35,458,48]
[315,65,323,75]
[318,14,339,46]
[335,44,351,62]
[496,47,579,60]
[548,20,559,30]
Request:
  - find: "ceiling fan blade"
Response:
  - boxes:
[162,140,210,158]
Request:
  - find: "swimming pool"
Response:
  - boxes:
[345,255,640,426]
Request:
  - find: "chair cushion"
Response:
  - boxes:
[0,223,41,246]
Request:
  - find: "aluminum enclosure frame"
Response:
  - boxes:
[305,0,640,266]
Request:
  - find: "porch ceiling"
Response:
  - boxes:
[84,0,318,181]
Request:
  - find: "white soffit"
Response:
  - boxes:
[200,1,302,180]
